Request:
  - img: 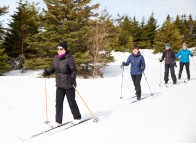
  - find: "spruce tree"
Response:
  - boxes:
[154,16,183,53]
[3,0,39,58]
[0,6,11,74]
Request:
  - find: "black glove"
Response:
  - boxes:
[159,59,163,62]
[70,77,76,87]
[141,67,145,71]
[42,69,49,77]
[122,62,126,66]
[190,54,193,57]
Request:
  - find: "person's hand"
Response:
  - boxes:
[70,77,76,87]
[122,62,126,66]
[42,69,49,77]
[190,54,193,57]
[141,67,145,71]
[159,59,163,62]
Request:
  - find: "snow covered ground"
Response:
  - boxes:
[0,49,196,143]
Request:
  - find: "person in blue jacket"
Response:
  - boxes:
[176,42,193,80]
[122,46,146,100]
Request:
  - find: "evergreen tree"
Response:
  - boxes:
[3,0,39,58]
[117,16,133,51]
[153,16,183,53]
[145,13,158,48]
[0,6,11,74]
[27,0,99,57]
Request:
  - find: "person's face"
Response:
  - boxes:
[182,43,187,49]
[57,46,66,55]
[165,46,170,50]
[133,48,139,55]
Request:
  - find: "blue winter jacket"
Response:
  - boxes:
[176,49,193,63]
[124,51,146,75]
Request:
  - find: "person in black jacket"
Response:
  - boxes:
[43,41,81,127]
[160,43,177,84]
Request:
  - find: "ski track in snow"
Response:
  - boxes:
[0,49,196,143]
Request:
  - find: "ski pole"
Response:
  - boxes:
[73,85,99,123]
[44,78,50,124]
[192,56,196,72]
[142,72,153,96]
[120,65,124,99]
[159,61,162,86]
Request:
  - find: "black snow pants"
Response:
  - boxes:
[178,62,190,80]
[131,74,142,99]
[164,64,177,84]
[56,87,81,124]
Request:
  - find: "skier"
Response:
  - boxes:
[159,43,177,84]
[43,41,81,128]
[122,46,146,100]
[176,42,193,80]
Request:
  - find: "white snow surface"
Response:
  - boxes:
[1,50,196,143]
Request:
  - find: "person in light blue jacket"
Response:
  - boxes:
[122,46,146,100]
[176,42,193,80]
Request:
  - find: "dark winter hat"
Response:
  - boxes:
[58,41,68,51]
[165,43,170,48]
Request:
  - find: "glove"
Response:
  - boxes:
[159,59,163,62]
[70,77,76,87]
[42,69,49,77]
[190,54,193,57]
[141,67,145,71]
[122,62,126,66]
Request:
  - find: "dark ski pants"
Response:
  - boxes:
[56,87,81,124]
[178,62,190,79]
[164,64,177,84]
[131,74,142,99]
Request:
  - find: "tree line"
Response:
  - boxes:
[0,0,196,77]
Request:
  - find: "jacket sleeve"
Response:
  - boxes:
[68,57,77,79]
[141,55,146,71]
[189,50,193,57]
[171,51,176,62]
[160,52,165,61]
[47,60,55,75]
[176,50,181,58]
[124,55,131,66]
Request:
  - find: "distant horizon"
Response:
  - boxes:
[0,0,195,28]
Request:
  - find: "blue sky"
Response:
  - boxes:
[0,0,196,27]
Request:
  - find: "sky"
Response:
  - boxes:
[0,0,196,27]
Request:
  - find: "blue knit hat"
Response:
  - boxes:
[165,43,170,47]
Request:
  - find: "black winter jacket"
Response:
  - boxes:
[160,49,176,65]
[48,52,76,89]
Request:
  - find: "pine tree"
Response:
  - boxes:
[153,16,183,53]
[117,16,133,51]
[0,6,11,74]
[3,0,39,58]
[145,13,158,48]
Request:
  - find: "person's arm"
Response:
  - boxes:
[176,50,181,58]
[43,60,55,77]
[122,55,131,66]
[160,52,165,62]
[141,55,146,71]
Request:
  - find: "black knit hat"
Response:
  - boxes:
[58,41,68,51]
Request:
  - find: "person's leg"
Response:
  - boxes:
[170,64,177,84]
[164,64,169,83]
[131,75,136,94]
[65,88,81,120]
[185,62,190,80]
[178,63,184,79]
[56,88,66,124]
[134,75,142,100]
